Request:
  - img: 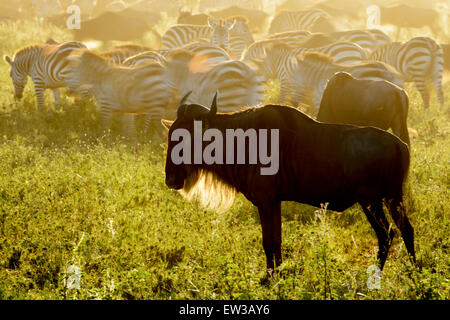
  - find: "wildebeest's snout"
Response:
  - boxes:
[165,175,184,190]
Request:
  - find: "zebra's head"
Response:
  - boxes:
[228,16,254,44]
[208,19,235,51]
[4,55,28,100]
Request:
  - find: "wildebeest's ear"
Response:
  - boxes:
[161,119,174,131]
[210,91,218,116]
[4,55,12,66]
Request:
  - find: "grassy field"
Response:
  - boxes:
[0,19,448,300]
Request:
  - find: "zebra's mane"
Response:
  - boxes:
[299,52,335,64]
[71,50,113,74]
[267,41,293,52]
[12,44,44,61]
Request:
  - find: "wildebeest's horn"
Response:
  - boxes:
[210,92,218,115]
[179,91,192,106]
[177,91,192,118]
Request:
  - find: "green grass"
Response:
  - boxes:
[0,20,448,300]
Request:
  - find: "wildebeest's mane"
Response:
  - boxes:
[213,104,317,126]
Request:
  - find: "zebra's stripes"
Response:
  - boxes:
[66,50,172,138]
[292,52,404,110]
[178,42,231,64]
[330,30,379,54]
[162,20,232,50]
[162,17,253,60]
[256,41,367,104]
[163,50,265,113]
[242,32,312,61]
[370,36,444,108]
[268,9,329,34]
[226,16,254,59]
[4,41,87,111]
[123,51,167,67]
[366,29,392,48]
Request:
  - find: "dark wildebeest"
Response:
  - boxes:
[177,11,210,25]
[443,44,450,72]
[318,72,410,146]
[73,9,160,42]
[379,5,444,40]
[162,92,416,274]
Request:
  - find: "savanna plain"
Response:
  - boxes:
[0,19,448,300]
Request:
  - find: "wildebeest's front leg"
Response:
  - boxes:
[361,202,395,270]
[257,201,282,273]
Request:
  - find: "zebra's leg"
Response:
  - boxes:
[53,89,61,111]
[99,106,113,136]
[33,81,47,112]
[433,74,444,107]
[414,78,430,108]
[121,113,137,142]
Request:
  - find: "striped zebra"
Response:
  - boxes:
[123,51,167,67]
[177,42,231,64]
[123,43,231,69]
[66,50,172,139]
[370,37,444,108]
[162,19,234,50]
[242,32,311,61]
[163,50,265,113]
[255,41,367,105]
[267,31,312,40]
[366,29,392,48]
[100,48,141,65]
[330,30,379,54]
[226,16,254,59]
[268,9,329,34]
[292,52,404,110]
[4,41,87,111]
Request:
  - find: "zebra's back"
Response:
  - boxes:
[162,24,212,49]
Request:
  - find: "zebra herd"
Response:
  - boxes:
[3,9,446,140]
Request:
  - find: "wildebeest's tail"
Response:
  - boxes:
[397,136,411,199]
[392,89,410,146]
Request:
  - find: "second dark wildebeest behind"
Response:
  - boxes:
[73,9,160,42]
[318,72,410,146]
[162,93,416,274]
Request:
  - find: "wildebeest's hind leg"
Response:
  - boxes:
[361,202,395,270]
[257,201,282,274]
[386,199,416,265]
